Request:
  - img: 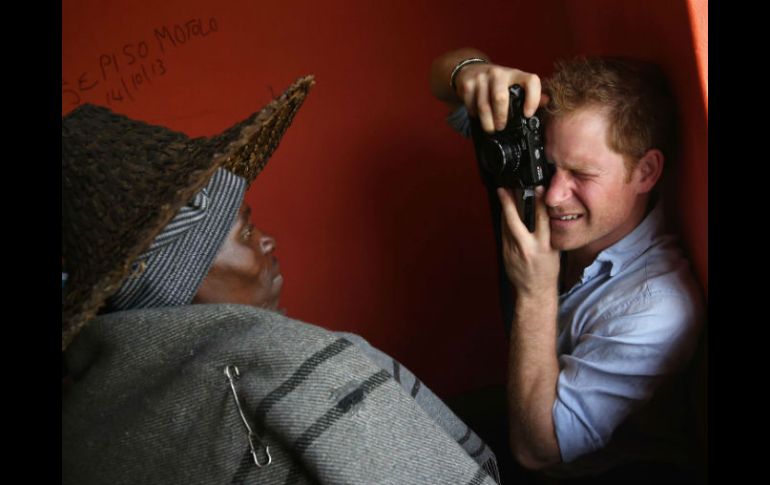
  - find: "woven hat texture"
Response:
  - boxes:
[62,75,315,350]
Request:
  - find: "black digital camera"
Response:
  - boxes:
[470,84,551,231]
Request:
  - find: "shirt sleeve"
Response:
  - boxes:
[447,105,472,138]
[552,290,702,462]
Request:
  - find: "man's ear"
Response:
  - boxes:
[632,148,664,194]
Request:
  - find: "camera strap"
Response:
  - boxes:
[522,188,536,233]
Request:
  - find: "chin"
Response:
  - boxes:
[550,237,573,251]
[261,293,281,311]
[550,229,591,252]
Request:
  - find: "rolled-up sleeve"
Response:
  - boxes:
[552,291,701,462]
[447,105,472,138]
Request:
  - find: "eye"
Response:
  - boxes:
[569,169,595,180]
[241,223,255,242]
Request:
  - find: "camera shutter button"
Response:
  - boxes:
[528,117,540,130]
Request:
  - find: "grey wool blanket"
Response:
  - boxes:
[62,304,500,484]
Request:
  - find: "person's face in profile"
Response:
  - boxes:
[544,107,650,259]
[193,202,283,310]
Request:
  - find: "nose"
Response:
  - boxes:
[259,233,276,255]
[545,169,572,208]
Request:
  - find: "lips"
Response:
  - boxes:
[272,274,284,287]
[549,212,583,229]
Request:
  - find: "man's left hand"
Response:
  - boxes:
[497,186,560,298]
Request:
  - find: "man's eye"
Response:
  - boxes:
[241,224,254,241]
[575,172,597,180]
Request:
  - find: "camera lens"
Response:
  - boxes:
[480,138,519,176]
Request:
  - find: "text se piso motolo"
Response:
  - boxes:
[62,17,218,108]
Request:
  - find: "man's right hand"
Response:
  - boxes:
[454,63,545,134]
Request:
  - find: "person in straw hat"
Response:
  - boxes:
[62,76,501,484]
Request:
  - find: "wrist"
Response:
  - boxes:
[449,57,488,93]
[515,288,558,313]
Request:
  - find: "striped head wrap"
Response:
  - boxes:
[105,168,246,311]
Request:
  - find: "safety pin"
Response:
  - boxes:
[224,364,272,468]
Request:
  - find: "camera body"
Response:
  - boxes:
[470,84,551,191]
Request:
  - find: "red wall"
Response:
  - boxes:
[63,0,707,397]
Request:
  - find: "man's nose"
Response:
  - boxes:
[259,234,276,254]
[545,170,571,207]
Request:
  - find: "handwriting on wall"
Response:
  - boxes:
[62,17,219,109]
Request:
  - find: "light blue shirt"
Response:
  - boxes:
[446,106,704,470]
[552,201,703,466]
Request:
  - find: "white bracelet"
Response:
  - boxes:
[449,57,488,92]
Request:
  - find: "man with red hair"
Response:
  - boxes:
[431,48,704,483]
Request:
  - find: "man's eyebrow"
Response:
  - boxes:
[552,158,605,174]
[569,165,604,174]
[242,206,252,224]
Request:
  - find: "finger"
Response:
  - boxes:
[475,74,495,133]
[499,214,515,266]
[459,78,478,117]
[534,185,551,243]
[489,74,510,131]
[521,74,542,118]
[497,187,528,239]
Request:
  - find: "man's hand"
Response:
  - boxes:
[455,64,545,133]
[497,186,559,297]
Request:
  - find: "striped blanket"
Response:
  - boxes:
[63,304,500,484]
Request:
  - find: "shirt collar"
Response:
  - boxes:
[586,199,666,279]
